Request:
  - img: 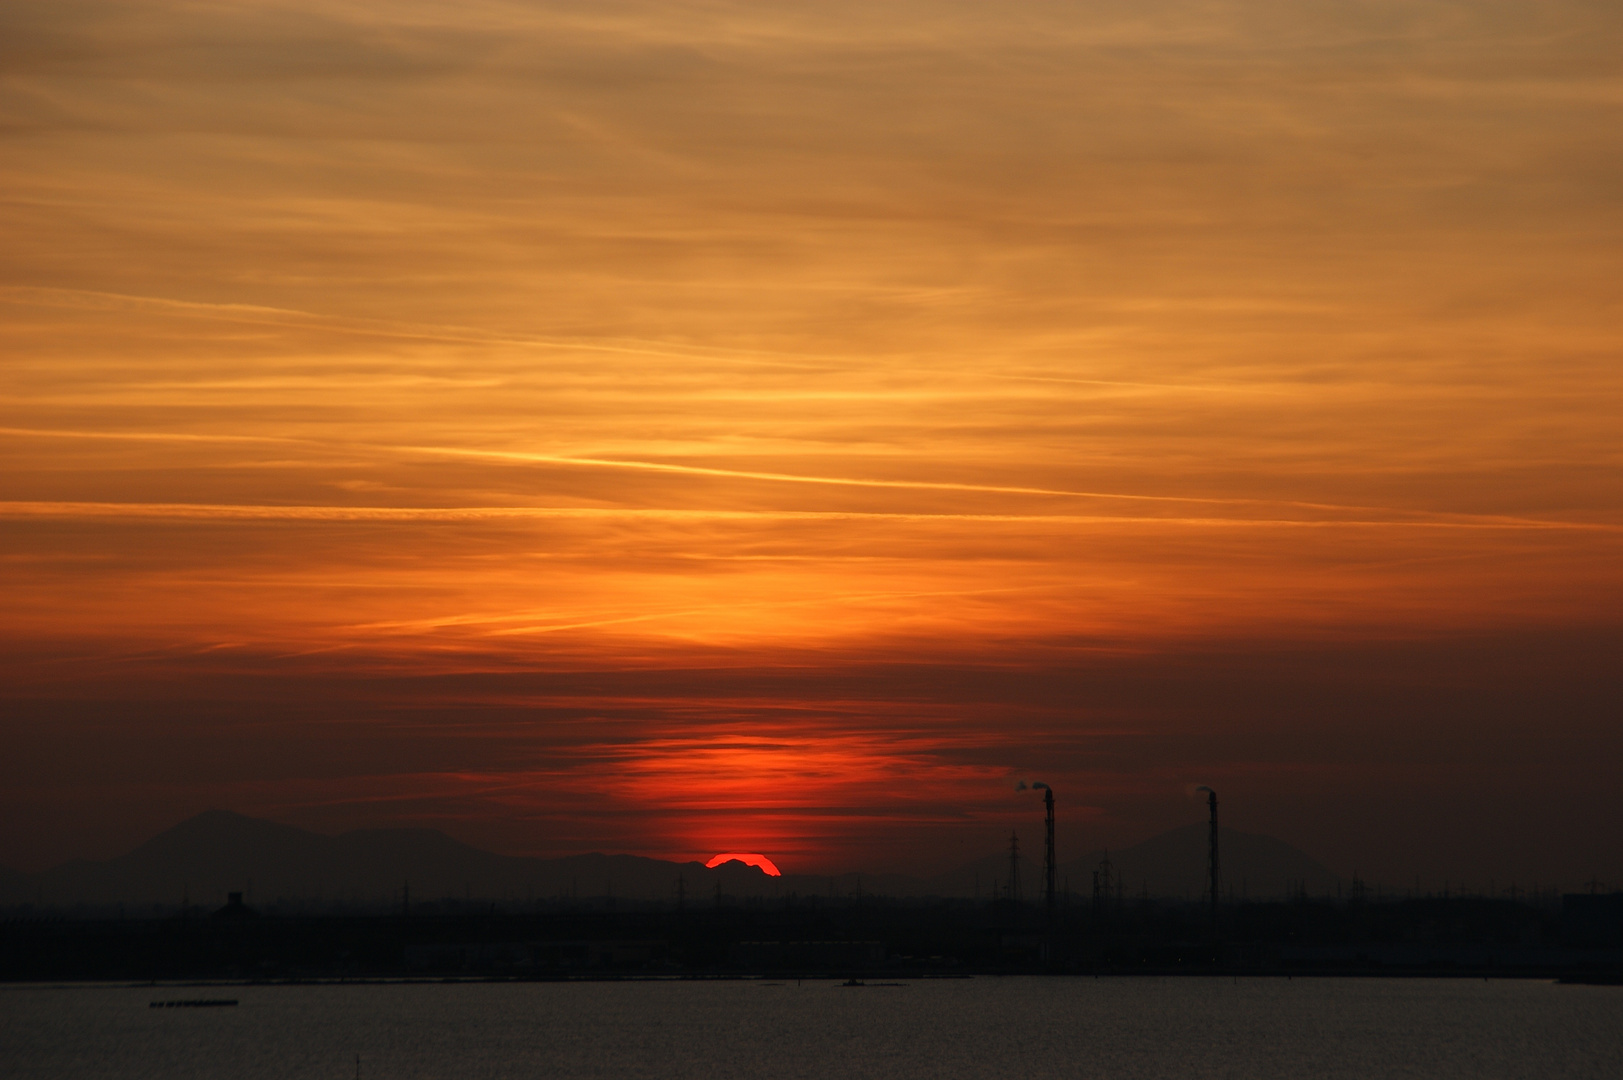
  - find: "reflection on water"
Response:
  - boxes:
[3,977,1620,1080]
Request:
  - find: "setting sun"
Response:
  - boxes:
[0,0,1619,892]
[705,854,783,877]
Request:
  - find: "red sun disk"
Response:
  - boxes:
[705,852,782,876]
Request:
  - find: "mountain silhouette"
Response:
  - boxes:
[0,811,1340,909]
[4,810,774,909]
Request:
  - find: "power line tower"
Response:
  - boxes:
[1092,848,1116,918]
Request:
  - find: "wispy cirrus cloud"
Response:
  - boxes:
[2,0,1621,884]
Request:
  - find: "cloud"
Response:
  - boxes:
[2,0,1620,885]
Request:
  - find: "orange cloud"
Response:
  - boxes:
[2,0,1620,885]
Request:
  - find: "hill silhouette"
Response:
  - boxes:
[4,810,773,909]
[0,811,1340,909]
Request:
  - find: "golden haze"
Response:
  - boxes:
[2,0,1621,885]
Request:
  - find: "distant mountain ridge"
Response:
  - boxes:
[0,810,1340,910]
[3,810,780,910]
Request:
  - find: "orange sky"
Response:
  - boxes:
[2,0,1621,887]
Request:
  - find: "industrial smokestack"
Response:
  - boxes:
[1033,782,1056,917]
[1197,785,1219,931]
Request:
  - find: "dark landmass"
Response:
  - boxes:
[0,811,1337,910]
[4,811,777,909]
[3,890,1621,982]
[5,812,1618,981]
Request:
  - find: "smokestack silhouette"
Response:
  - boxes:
[1196,785,1219,931]
[1033,782,1056,917]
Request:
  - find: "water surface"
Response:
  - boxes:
[3,977,1619,1079]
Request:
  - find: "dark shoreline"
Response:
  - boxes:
[6,893,1620,985]
[8,970,1623,988]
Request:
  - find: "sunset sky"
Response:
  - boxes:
[3,0,1620,889]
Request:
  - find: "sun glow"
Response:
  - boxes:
[1,0,1620,885]
[705,853,783,877]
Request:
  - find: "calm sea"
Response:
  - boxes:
[3,977,1620,1079]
